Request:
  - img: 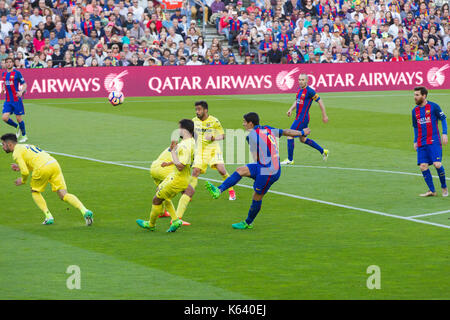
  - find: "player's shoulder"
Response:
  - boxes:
[13,144,26,155]
[427,101,441,109]
[208,115,221,123]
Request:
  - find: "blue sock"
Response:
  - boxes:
[422,169,435,192]
[305,138,324,154]
[219,171,242,192]
[5,118,18,128]
[436,166,447,189]
[18,121,26,135]
[287,139,294,161]
[245,200,262,225]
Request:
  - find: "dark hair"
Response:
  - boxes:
[243,112,259,126]
[5,57,13,63]
[414,86,428,97]
[194,100,208,110]
[1,133,17,143]
[179,119,194,136]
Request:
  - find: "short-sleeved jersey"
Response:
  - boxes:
[151,148,172,167]
[2,70,26,102]
[13,144,55,182]
[192,115,225,151]
[246,125,283,172]
[412,101,447,147]
[295,86,320,123]
[171,137,195,181]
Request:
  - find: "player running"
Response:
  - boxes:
[281,73,329,164]
[412,86,448,197]
[1,133,94,225]
[175,101,236,222]
[1,58,28,142]
[205,112,310,229]
[136,119,195,232]
[149,146,191,225]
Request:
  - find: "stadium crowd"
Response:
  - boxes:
[0,0,448,68]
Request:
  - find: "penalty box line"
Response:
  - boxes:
[48,151,450,230]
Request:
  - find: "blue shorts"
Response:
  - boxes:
[3,100,25,115]
[417,143,442,165]
[247,163,280,195]
[290,119,309,135]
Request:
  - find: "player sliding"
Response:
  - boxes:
[175,101,236,223]
[1,58,28,142]
[281,74,329,165]
[136,119,195,232]
[205,112,310,229]
[412,86,448,197]
[1,133,93,225]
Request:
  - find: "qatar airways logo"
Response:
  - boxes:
[417,117,431,125]
[104,70,128,92]
[30,78,101,93]
[427,64,449,87]
[276,68,299,91]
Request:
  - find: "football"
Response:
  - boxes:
[108,91,124,106]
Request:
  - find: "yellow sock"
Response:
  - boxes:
[149,204,163,227]
[163,200,178,221]
[189,176,198,189]
[222,173,234,192]
[176,194,191,219]
[63,193,87,216]
[32,192,53,219]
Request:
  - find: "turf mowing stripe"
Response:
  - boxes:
[47,151,450,230]
[407,209,450,219]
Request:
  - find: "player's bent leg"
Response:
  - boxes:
[2,112,19,132]
[418,163,437,196]
[205,166,249,199]
[58,189,93,225]
[31,190,54,225]
[15,115,27,142]
[215,163,236,200]
[433,162,448,196]
[232,192,263,230]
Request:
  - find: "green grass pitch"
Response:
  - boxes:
[0,90,449,299]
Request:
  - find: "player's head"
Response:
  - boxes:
[243,112,259,130]
[5,57,14,70]
[179,119,194,138]
[298,73,308,88]
[414,86,428,105]
[194,100,208,120]
[1,133,17,153]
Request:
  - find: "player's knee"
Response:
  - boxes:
[57,189,67,200]
[300,136,307,143]
[192,168,201,177]
[152,196,163,205]
[236,166,247,176]
[433,162,442,169]
[2,114,9,122]
[184,185,195,197]
[419,164,429,171]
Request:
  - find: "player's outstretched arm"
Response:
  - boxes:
[282,128,311,137]
[287,101,296,117]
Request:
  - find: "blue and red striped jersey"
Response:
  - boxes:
[229,18,241,31]
[295,86,321,123]
[2,70,25,102]
[412,101,447,147]
[246,125,283,172]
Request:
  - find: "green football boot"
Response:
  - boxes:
[42,218,54,225]
[232,221,253,230]
[167,219,182,233]
[136,219,155,231]
[205,181,221,199]
[83,210,94,226]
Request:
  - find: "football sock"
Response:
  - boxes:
[219,171,242,192]
[287,138,294,161]
[304,138,324,154]
[245,200,262,225]
[18,120,26,135]
[190,176,198,189]
[436,166,447,189]
[176,194,191,219]
[163,199,178,221]
[63,193,88,216]
[149,204,163,227]
[422,169,436,192]
[32,192,53,219]
[221,173,234,193]
[5,118,18,128]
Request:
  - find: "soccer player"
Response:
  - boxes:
[175,101,236,222]
[205,112,310,229]
[412,86,448,197]
[281,74,329,165]
[136,119,195,232]
[1,133,94,225]
[149,146,191,225]
[1,57,28,142]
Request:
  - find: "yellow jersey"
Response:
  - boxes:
[192,115,225,151]
[13,144,55,183]
[171,137,195,182]
[151,148,173,170]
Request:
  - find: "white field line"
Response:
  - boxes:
[47,150,450,230]
[408,209,450,219]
